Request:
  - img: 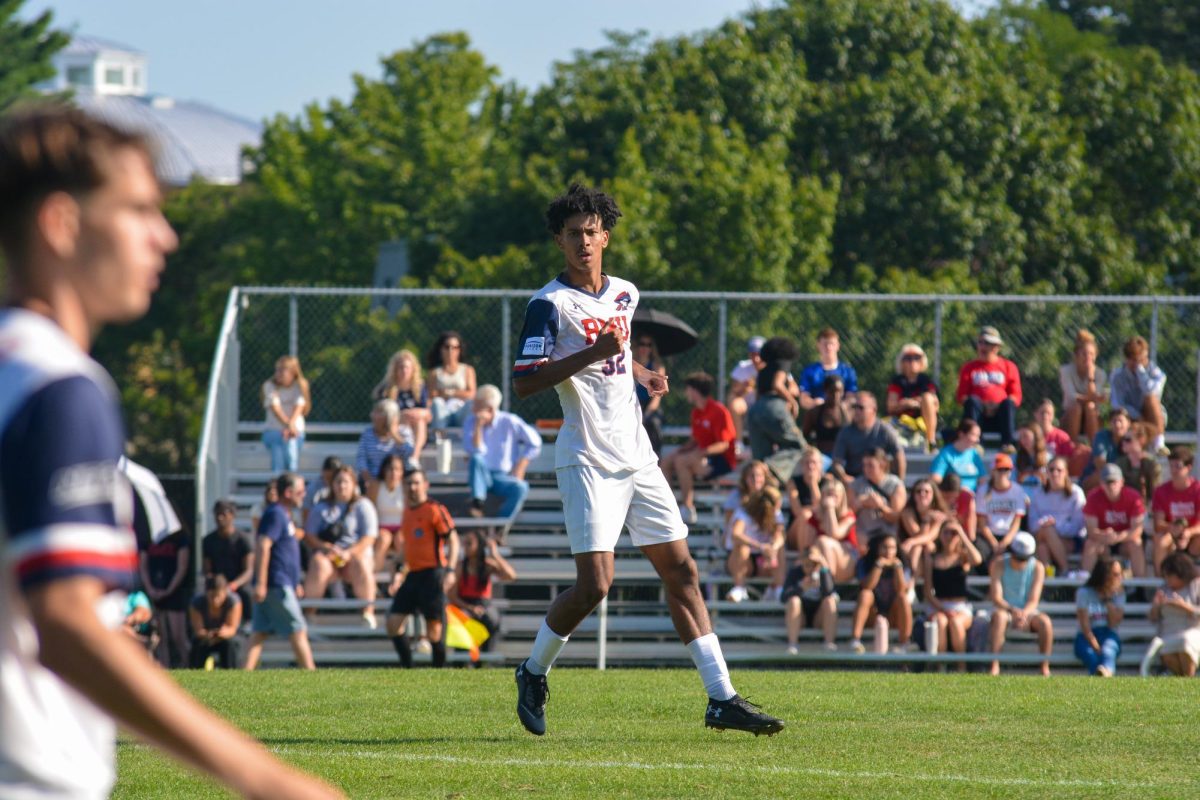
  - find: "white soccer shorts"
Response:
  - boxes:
[556,462,689,554]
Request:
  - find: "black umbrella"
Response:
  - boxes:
[631,307,699,356]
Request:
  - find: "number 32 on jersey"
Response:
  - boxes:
[581,315,630,377]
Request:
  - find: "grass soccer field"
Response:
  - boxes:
[114,668,1194,799]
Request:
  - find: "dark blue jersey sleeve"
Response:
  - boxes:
[513,298,559,378]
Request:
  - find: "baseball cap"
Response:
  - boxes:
[978,326,1003,346]
[1010,532,1036,559]
[992,452,1013,470]
[1100,463,1124,483]
[747,336,766,354]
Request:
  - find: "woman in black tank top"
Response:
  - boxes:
[923,520,982,657]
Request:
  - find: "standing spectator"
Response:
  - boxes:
[303,465,380,629]
[785,449,824,551]
[1084,408,1131,489]
[369,453,406,571]
[725,487,786,602]
[261,355,309,472]
[986,532,1053,676]
[372,349,432,465]
[1034,399,1074,461]
[781,546,839,653]
[726,335,765,449]
[899,478,948,573]
[799,327,858,412]
[1074,555,1125,677]
[244,473,317,671]
[1029,457,1088,576]
[356,399,414,488]
[462,384,543,519]
[1149,552,1200,677]
[938,472,978,543]
[747,336,806,483]
[139,524,191,669]
[1082,464,1147,578]
[1060,329,1108,442]
[955,326,1021,447]
[387,468,461,668]
[448,530,518,654]
[803,479,859,582]
[930,419,986,488]
[188,574,243,669]
[1114,422,1160,504]
[924,521,984,656]
[1110,335,1167,454]
[849,449,907,544]
[660,372,737,524]
[426,331,477,432]
[1151,446,1200,572]
[849,533,914,654]
[831,392,905,483]
[1015,425,1049,489]
[633,334,668,456]
[886,343,939,451]
[976,454,1027,565]
[202,498,254,614]
[802,375,848,457]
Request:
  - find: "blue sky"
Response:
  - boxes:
[26,0,992,123]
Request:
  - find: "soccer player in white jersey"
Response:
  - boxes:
[511,184,784,736]
[0,106,341,799]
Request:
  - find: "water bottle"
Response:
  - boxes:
[437,437,453,474]
[923,618,938,654]
[874,615,890,654]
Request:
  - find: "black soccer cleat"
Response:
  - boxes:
[704,694,785,736]
[515,659,549,736]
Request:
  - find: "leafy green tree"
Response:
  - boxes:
[1043,1,1200,71]
[0,0,68,112]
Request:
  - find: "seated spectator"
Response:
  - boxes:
[803,478,859,582]
[799,327,858,412]
[924,520,983,656]
[831,392,905,483]
[747,336,806,483]
[725,486,785,602]
[1060,329,1108,442]
[356,399,415,488]
[1029,456,1087,576]
[955,325,1021,448]
[122,588,155,653]
[899,478,948,573]
[802,375,847,457]
[724,459,776,532]
[1082,464,1147,578]
[781,546,839,653]
[387,468,460,668]
[426,331,477,432]
[188,574,243,669]
[368,454,406,571]
[1034,399,1074,461]
[633,334,668,456]
[849,448,907,543]
[139,524,191,669]
[1083,407,1131,489]
[303,465,380,629]
[849,533,913,654]
[448,530,517,655]
[462,384,543,519]
[1015,425,1048,489]
[1110,335,1167,453]
[660,372,737,524]
[886,342,939,451]
[372,349,432,464]
[726,335,765,449]
[202,498,254,614]
[1115,421,1160,504]
[1074,555,1125,677]
[1151,446,1200,573]
[261,355,310,472]
[976,453,1027,565]
[303,455,341,514]
[930,419,985,488]
[1149,551,1200,677]
[786,448,824,551]
[986,532,1052,676]
[938,472,978,543]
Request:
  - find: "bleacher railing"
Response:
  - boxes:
[196,286,1200,533]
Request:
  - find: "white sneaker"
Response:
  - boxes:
[892,644,908,655]
[362,609,378,630]
[1067,569,1090,581]
[785,644,799,656]
[822,642,838,652]
[849,638,865,654]
[726,586,748,603]
[762,586,781,602]
[680,505,698,525]
[1140,636,1164,678]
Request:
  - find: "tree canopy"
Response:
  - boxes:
[0,0,67,112]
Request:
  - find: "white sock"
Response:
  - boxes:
[687,632,736,701]
[526,620,569,675]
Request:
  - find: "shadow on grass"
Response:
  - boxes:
[257,736,513,746]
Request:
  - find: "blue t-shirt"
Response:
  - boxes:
[930,443,987,484]
[799,361,858,399]
[257,503,300,589]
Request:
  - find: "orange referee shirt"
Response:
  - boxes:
[401,500,456,572]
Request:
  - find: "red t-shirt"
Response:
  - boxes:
[955,358,1022,406]
[692,399,738,470]
[952,488,976,529]
[812,509,859,551]
[1151,480,1200,526]
[1044,426,1074,458]
[1084,486,1145,532]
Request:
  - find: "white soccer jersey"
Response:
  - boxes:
[0,309,137,799]
[513,274,657,474]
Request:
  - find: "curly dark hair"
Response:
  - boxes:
[545,183,622,234]
[759,336,799,363]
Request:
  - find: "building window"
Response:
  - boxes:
[104,66,125,87]
[66,65,92,87]
[132,68,143,88]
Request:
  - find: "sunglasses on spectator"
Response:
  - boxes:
[994,467,1011,473]
[636,340,654,347]
[1122,436,1135,443]
[901,353,922,361]
[851,403,866,410]
[1048,466,1066,472]
[442,343,461,350]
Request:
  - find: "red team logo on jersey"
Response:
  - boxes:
[581,315,630,345]
[614,291,632,310]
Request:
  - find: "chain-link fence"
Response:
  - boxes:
[233,288,1200,435]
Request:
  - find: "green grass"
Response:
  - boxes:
[114,668,1195,799]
